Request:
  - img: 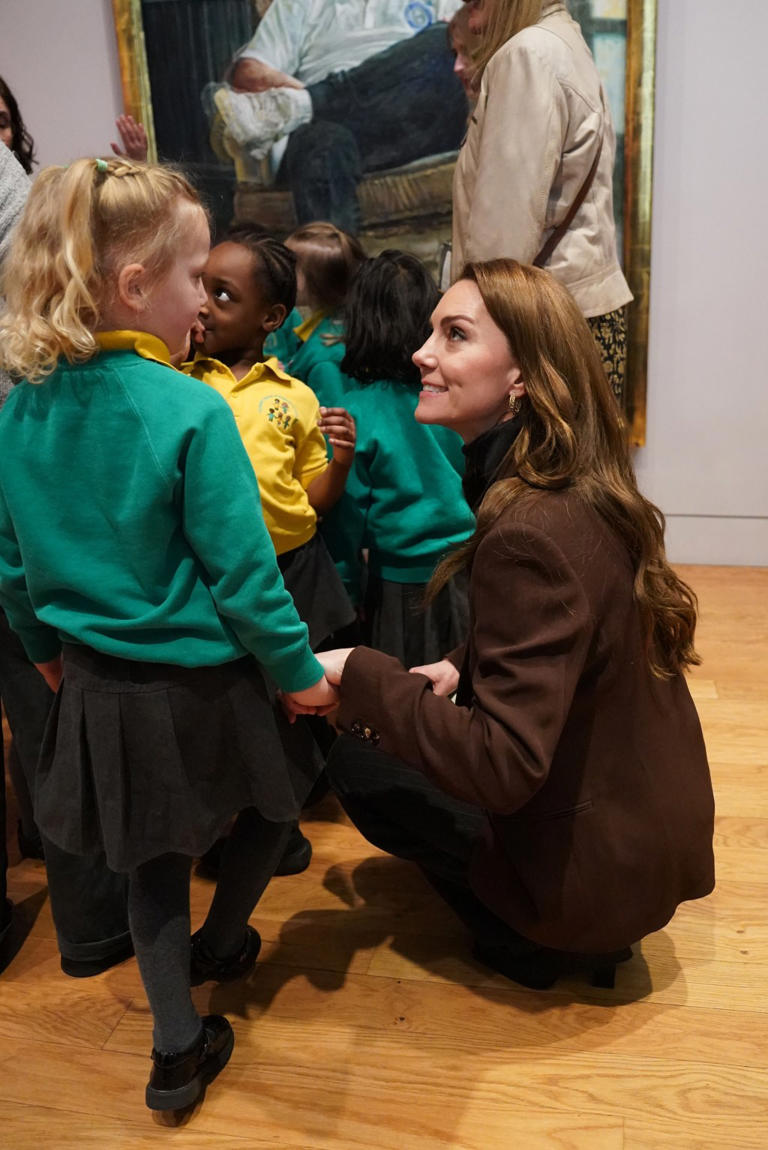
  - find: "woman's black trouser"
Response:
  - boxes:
[326,734,534,952]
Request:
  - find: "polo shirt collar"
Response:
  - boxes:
[95,331,172,366]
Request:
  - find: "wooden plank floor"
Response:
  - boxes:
[1,565,766,1149]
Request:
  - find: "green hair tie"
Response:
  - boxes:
[95,158,109,173]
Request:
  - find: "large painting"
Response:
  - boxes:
[112,0,656,444]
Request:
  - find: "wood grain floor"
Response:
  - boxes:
[1,565,766,1149]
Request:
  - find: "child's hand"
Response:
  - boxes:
[280,673,339,723]
[111,115,149,161]
[319,406,356,468]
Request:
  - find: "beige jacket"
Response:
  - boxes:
[452,1,632,318]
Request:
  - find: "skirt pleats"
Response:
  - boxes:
[36,645,322,872]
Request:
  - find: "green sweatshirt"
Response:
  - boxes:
[0,337,323,691]
[265,309,346,396]
[313,364,475,587]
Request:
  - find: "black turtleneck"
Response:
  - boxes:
[461,415,524,513]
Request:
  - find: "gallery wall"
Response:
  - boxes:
[2,0,767,565]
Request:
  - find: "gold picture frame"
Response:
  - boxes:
[111,0,656,445]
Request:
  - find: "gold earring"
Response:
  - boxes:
[508,394,521,417]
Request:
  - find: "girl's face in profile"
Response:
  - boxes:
[197,241,282,362]
[131,201,209,362]
[413,279,523,443]
[451,34,476,97]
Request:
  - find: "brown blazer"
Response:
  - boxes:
[337,491,715,953]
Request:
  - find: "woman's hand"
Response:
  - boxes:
[314,647,355,687]
[281,672,339,723]
[319,407,356,469]
[34,654,63,693]
[111,115,149,161]
[408,658,459,697]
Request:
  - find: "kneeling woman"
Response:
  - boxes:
[313,259,715,989]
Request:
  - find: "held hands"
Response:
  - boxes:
[111,115,149,161]
[319,407,356,469]
[314,648,355,687]
[281,672,340,724]
[408,658,459,696]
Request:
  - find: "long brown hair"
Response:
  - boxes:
[430,259,700,678]
[472,0,543,80]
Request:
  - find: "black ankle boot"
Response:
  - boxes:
[474,942,633,990]
[145,1014,234,1111]
[274,823,312,876]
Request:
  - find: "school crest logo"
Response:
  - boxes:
[259,394,298,432]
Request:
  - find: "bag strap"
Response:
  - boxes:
[533,128,604,268]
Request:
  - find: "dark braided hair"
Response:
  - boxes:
[225,223,297,314]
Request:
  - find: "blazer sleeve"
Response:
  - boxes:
[464,40,568,264]
[336,517,595,814]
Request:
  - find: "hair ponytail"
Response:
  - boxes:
[0,157,203,382]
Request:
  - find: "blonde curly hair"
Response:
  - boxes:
[0,156,203,382]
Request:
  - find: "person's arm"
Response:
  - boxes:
[306,407,356,515]
[110,115,148,161]
[230,0,309,90]
[231,58,305,92]
[464,40,567,263]
[0,482,62,667]
[180,397,327,695]
[322,517,594,814]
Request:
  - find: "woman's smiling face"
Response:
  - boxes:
[412,279,524,443]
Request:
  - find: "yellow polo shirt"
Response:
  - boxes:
[185,354,328,556]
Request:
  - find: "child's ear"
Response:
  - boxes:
[116,263,148,314]
[262,303,287,334]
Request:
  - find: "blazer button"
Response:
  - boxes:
[351,721,364,738]
[363,726,380,746]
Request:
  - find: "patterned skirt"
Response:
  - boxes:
[587,306,628,406]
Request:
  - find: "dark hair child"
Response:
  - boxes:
[187,224,357,646]
[314,250,475,665]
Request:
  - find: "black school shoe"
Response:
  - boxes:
[146,1014,234,1111]
[474,942,633,990]
[190,925,262,986]
[275,824,312,875]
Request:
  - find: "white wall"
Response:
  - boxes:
[3,0,123,167]
[635,0,768,565]
[3,0,767,565]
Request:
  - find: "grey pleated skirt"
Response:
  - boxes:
[35,644,323,873]
[363,570,469,667]
[278,531,356,649]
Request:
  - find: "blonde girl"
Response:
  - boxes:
[0,157,335,1112]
